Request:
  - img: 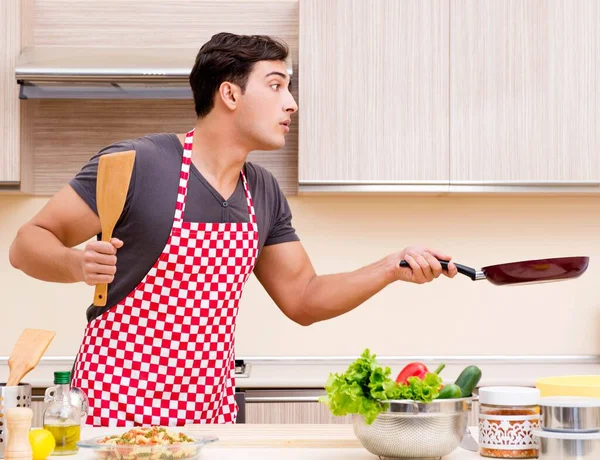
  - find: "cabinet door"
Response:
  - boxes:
[16,0,298,195]
[0,0,20,184]
[299,0,450,187]
[246,401,352,424]
[244,389,351,424]
[451,0,600,184]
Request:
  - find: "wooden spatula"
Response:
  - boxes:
[94,150,136,307]
[6,329,56,386]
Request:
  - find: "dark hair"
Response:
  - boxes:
[189,32,289,118]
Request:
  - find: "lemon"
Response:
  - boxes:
[29,428,56,460]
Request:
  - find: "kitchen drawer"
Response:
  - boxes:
[244,389,351,424]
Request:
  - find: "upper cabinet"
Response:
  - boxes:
[10,0,299,196]
[298,0,600,194]
[0,0,20,185]
[450,0,600,187]
[5,0,600,194]
[299,0,450,192]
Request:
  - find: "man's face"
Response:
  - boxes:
[234,60,298,151]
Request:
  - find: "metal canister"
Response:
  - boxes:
[0,383,32,459]
[534,429,600,459]
[540,396,600,433]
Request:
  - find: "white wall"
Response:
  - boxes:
[1,194,598,358]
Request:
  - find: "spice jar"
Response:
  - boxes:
[478,386,540,458]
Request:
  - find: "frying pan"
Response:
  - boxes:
[399,256,589,286]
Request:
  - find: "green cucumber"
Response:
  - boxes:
[437,384,462,399]
[454,365,482,397]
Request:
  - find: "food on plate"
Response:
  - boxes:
[99,426,195,446]
[91,427,199,460]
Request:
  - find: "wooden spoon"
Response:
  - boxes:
[6,329,56,387]
[94,150,136,307]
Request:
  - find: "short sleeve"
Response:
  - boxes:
[264,175,300,246]
[68,141,136,216]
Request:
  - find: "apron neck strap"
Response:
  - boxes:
[174,129,256,225]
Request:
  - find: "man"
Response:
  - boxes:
[9,33,458,427]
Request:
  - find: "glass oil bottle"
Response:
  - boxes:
[43,371,81,455]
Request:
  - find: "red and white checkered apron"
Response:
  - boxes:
[72,128,259,427]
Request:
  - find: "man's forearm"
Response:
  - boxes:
[298,257,396,325]
[9,225,83,283]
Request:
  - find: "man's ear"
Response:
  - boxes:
[218,82,241,111]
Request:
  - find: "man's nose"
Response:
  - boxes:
[286,94,298,114]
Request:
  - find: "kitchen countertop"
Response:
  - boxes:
[56,424,480,460]
[3,356,599,389]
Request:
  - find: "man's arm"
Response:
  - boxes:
[253,241,458,326]
[9,185,121,284]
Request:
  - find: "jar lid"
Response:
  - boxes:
[479,386,540,406]
[54,371,71,384]
[540,396,600,408]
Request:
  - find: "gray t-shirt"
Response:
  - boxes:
[69,133,299,322]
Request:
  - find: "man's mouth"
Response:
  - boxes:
[280,120,291,132]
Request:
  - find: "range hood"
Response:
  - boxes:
[15,47,293,100]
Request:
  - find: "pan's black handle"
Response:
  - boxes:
[399,259,478,281]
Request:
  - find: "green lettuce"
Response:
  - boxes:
[319,349,443,424]
[400,373,443,402]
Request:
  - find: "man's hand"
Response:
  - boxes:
[387,246,458,284]
[78,238,124,286]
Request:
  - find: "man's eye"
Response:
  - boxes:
[271,84,280,90]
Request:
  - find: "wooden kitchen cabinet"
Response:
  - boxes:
[0,0,21,185]
[450,0,600,185]
[30,398,45,428]
[246,401,352,424]
[298,0,450,191]
[244,389,352,424]
[12,0,299,196]
[299,0,600,194]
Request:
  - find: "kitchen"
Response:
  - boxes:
[1,0,600,459]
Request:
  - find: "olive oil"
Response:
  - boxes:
[43,372,82,456]
[43,424,81,455]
